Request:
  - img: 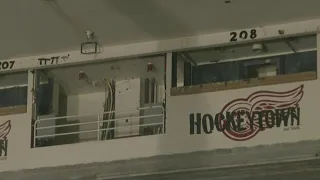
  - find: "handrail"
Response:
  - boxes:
[36,114,164,130]
[35,122,163,139]
[33,106,165,148]
[35,106,164,122]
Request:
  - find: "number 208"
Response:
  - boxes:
[230,29,257,42]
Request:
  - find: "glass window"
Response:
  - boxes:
[0,72,28,108]
[172,35,317,96]
[0,86,27,107]
[184,50,316,86]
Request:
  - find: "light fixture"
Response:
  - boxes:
[81,30,99,54]
[252,43,265,53]
[78,70,87,80]
[147,62,154,72]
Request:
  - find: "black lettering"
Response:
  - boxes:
[214,113,225,132]
[276,109,290,127]
[9,61,15,69]
[190,113,202,134]
[38,58,50,65]
[258,111,265,129]
[0,61,15,70]
[237,111,246,131]
[239,31,248,39]
[2,62,8,69]
[61,54,69,61]
[51,56,60,64]
[265,110,275,128]
[0,139,8,157]
[202,114,214,134]
[230,32,237,42]
[245,111,253,130]
[230,29,257,42]
[225,112,237,131]
[290,107,300,126]
[246,111,260,130]
[275,109,281,127]
[250,29,257,39]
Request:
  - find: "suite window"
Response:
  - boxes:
[171,34,317,96]
[0,72,28,115]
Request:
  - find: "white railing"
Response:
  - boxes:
[33,106,165,148]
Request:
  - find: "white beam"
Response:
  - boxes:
[1,18,320,73]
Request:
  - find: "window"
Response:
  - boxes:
[0,72,28,115]
[0,86,27,107]
[172,35,317,95]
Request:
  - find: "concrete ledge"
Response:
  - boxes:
[2,139,320,180]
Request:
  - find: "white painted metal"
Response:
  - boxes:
[33,106,165,147]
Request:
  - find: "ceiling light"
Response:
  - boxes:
[252,43,265,53]
[81,30,99,54]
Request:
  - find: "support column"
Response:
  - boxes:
[317,33,320,75]
[27,70,34,116]
[28,70,39,148]
[165,53,173,97]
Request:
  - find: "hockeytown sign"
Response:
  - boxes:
[189,85,303,141]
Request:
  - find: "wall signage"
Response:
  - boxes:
[229,29,257,42]
[0,61,15,70]
[38,54,70,66]
[190,85,303,141]
[0,120,11,160]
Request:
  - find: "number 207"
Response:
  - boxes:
[0,61,15,70]
[230,29,257,42]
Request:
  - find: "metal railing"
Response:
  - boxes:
[33,106,165,148]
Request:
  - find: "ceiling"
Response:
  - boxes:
[184,35,317,65]
[2,0,320,60]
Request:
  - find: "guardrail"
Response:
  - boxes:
[33,106,165,148]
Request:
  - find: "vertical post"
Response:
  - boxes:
[162,107,165,134]
[97,114,100,140]
[28,70,38,148]
[165,53,173,97]
[317,33,320,76]
[33,118,37,148]
[164,53,173,134]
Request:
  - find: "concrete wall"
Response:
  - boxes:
[0,76,318,172]
[0,31,319,173]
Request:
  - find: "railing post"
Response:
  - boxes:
[33,120,37,148]
[97,114,100,141]
[162,109,165,134]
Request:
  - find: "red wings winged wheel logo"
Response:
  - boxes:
[218,85,304,141]
[0,120,11,140]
